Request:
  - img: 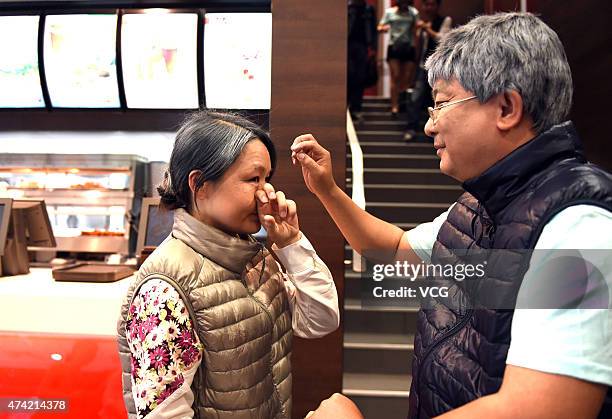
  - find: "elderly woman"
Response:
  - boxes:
[117,111,339,418]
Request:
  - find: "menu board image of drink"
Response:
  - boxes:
[121,13,199,109]
[44,14,120,108]
[204,13,272,109]
[0,16,45,108]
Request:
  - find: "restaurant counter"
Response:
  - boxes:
[0,268,134,418]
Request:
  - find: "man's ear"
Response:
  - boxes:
[496,90,524,131]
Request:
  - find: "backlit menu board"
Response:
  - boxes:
[43,14,120,108]
[0,16,45,108]
[204,13,272,109]
[121,13,199,109]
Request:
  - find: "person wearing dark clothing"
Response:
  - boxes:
[295,12,612,419]
[347,0,377,120]
[405,0,452,140]
[378,0,419,117]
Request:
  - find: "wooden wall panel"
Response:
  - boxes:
[270,1,346,418]
[433,0,484,26]
[392,0,486,28]
[0,110,269,132]
[483,0,521,13]
[527,0,612,171]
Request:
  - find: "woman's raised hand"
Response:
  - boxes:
[291,134,337,198]
[256,183,301,248]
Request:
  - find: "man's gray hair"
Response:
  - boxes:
[425,12,573,133]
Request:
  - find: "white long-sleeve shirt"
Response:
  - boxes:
[124,233,339,419]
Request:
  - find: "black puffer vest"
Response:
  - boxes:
[408,121,612,418]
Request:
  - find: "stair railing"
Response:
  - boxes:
[346,109,366,272]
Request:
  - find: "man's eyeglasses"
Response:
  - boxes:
[427,95,477,125]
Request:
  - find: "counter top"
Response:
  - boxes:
[0,268,134,336]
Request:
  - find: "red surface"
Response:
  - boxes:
[0,332,127,418]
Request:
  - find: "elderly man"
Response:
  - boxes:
[292,12,612,419]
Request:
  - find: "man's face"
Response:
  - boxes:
[424,79,500,182]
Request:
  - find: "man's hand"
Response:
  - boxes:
[305,393,364,419]
[256,183,301,248]
[291,134,337,198]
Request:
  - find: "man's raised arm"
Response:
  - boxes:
[291,133,421,264]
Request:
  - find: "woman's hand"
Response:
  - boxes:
[305,393,364,419]
[291,134,338,198]
[256,183,301,248]
[418,20,433,35]
[377,24,390,33]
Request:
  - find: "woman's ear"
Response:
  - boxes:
[188,170,209,201]
[496,90,524,131]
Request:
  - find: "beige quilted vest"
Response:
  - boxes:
[117,209,292,418]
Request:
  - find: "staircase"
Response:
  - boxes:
[342,97,463,418]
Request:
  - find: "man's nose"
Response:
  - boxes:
[424,117,436,138]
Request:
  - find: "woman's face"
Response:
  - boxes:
[397,0,410,9]
[398,0,412,10]
[192,139,272,236]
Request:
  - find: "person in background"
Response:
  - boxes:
[117,111,339,418]
[348,0,378,123]
[378,0,419,118]
[293,12,612,419]
[404,0,452,141]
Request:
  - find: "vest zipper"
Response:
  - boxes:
[239,249,276,338]
[414,308,474,419]
[240,248,290,419]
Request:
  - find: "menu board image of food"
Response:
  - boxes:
[121,13,199,109]
[204,13,272,109]
[0,16,45,108]
[44,14,120,108]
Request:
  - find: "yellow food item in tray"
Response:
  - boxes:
[17,180,41,189]
[80,230,125,237]
[69,181,105,189]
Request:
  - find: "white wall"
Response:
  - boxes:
[0,131,175,162]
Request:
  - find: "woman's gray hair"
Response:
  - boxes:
[425,12,573,133]
[158,110,276,211]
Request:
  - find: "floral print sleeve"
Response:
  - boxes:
[125,278,204,418]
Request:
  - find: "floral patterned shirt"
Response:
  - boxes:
[126,279,203,417]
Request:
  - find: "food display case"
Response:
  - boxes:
[0,154,148,255]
